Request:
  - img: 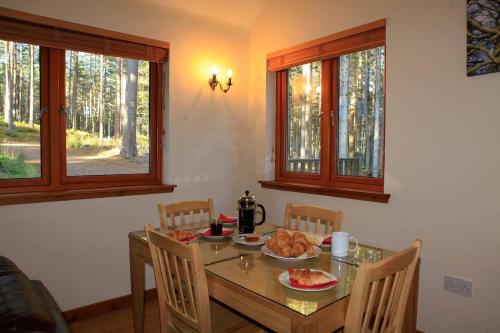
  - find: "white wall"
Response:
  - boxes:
[0,0,250,310]
[0,1,499,332]
[248,1,500,332]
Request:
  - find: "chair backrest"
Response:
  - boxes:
[344,240,422,333]
[283,203,343,235]
[158,199,215,228]
[146,224,212,333]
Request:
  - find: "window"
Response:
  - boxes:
[64,51,151,177]
[262,20,389,202]
[0,41,43,180]
[0,8,174,205]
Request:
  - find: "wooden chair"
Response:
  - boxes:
[283,203,343,236]
[158,199,215,228]
[344,240,422,333]
[145,225,264,333]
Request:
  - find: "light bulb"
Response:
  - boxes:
[227,69,233,78]
[211,66,219,75]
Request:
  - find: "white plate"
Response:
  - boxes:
[261,244,322,261]
[233,234,271,246]
[278,270,337,292]
[198,228,234,240]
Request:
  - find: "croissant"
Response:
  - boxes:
[275,230,293,248]
[167,230,193,241]
[288,268,330,286]
[266,230,316,258]
[290,241,307,257]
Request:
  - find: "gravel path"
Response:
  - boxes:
[0,141,148,176]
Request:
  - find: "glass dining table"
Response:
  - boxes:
[128,223,418,333]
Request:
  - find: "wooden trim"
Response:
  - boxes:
[63,288,158,323]
[0,184,176,205]
[272,21,387,198]
[320,59,332,184]
[267,19,386,71]
[0,6,170,49]
[259,180,390,203]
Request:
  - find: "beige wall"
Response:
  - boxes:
[249,0,500,332]
[0,0,250,310]
[0,0,499,332]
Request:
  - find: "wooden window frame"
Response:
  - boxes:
[0,7,175,205]
[261,19,390,203]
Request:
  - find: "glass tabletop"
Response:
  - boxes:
[205,252,359,316]
[129,223,277,265]
[129,224,393,316]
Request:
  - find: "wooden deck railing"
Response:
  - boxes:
[287,157,362,176]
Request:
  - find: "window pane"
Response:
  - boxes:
[286,61,322,174]
[0,41,41,179]
[65,51,150,176]
[337,47,385,178]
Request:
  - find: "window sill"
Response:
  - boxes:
[258,180,390,203]
[0,184,176,206]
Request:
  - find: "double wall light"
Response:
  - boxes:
[208,66,233,93]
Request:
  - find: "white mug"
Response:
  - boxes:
[331,231,358,257]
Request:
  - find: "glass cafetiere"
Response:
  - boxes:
[238,190,266,234]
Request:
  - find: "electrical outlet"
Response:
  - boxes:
[444,275,472,297]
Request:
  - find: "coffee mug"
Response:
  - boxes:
[331,231,358,257]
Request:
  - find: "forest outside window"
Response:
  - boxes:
[0,8,173,204]
[0,41,42,180]
[64,51,151,177]
[263,20,389,202]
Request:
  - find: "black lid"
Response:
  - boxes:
[238,190,256,206]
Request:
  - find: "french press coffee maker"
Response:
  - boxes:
[238,190,266,234]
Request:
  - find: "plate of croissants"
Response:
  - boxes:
[166,230,197,244]
[279,268,337,291]
[262,230,321,260]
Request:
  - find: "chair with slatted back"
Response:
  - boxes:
[344,240,422,333]
[158,199,215,228]
[283,203,343,236]
[145,225,264,333]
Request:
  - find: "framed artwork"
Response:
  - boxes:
[467,0,499,76]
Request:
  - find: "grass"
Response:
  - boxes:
[1,120,149,155]
[66,129,149,154]
[0,120,40,142]
[0,153,38,178]
[65,129,120,149]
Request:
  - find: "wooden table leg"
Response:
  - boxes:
[130,239,146,333]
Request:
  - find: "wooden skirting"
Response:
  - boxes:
[63,288,158,323]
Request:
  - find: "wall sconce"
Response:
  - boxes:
[209,66,233,93]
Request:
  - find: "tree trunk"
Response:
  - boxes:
[120,60,138,159]
[114,58,122,138]
[4,41,13,136]
[17,44,23,123]
[372,48,383,178]
[71,51,78,130]
[338,55,349,159]
[120,59,127,137]
[305,63,312,159]
[98,54,104,145]
[28,45,34,127]
[362,51,371,171]
[11,43,18,125]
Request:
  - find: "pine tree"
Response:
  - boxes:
[120,59,138,159]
